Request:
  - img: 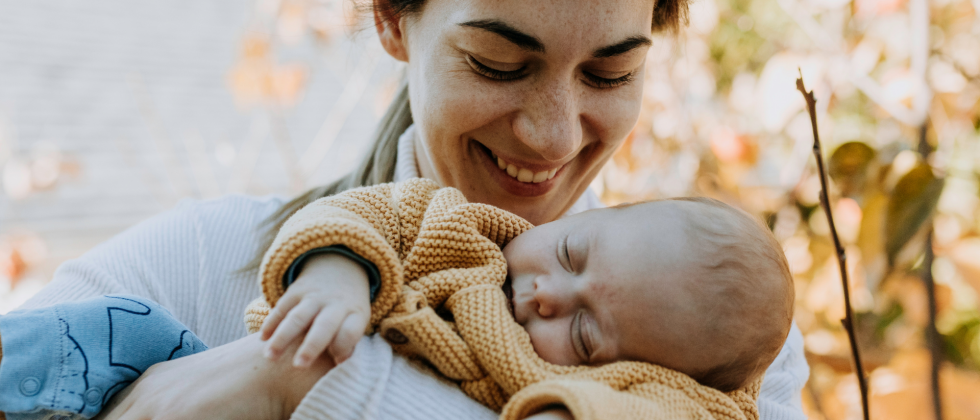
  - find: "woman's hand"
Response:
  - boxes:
[260,253,371,367]
[95,333,334,420]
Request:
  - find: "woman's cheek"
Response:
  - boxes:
[583,77,645,145]
[431,72,522,132]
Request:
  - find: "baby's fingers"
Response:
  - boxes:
[327,312,367,365]
[259,293,300,341]
[293,305,349,367]
[264,299,320,360]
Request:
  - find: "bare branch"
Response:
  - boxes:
[919,122,944,420]
[795,71,870,420]
[923,230,944,420]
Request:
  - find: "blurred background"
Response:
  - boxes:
[1,0,978,418]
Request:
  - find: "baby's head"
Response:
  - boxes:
[502,197,793,392]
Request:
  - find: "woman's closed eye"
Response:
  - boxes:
[466,55,526,80]
[467,54,637,89]
[582,70,635,89]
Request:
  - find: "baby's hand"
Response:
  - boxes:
[259,253,371,367]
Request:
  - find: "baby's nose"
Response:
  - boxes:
[533,278,570,318]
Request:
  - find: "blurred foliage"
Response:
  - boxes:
[592,0,980,417]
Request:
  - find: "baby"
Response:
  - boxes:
[257,193,793,395]
[503,196,793,391]
[249,178,794,417]
[0,179,792,419]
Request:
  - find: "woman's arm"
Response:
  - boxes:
[3,196,305,419]
[0,295,207,419]
[95,333,333,420]
[16,198,207,324]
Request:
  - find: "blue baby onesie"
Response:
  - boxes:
[0,295,207,420]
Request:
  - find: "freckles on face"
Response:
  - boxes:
[399,0,654,225]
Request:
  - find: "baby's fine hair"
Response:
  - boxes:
[665,197,794,392]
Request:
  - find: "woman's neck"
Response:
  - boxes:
[413,128,444,186]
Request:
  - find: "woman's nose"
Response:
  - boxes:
[513,79,583,162]
[533,277,573,318]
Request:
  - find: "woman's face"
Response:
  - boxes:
[384,0,654,225]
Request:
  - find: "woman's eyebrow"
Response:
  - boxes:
[458,19,545,53]
[592,36,652,58]
[457,19,649,59]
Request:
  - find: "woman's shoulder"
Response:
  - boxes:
[173,193,287,249]
[177,193,287,220]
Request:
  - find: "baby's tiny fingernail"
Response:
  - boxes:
[294,355,310,367]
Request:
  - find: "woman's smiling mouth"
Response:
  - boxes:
[492,154,558,183]
[474,141,567,198]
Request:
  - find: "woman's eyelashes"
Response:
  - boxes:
[582,71,635,89]
[466,54,636,89]
[466,55,525,80]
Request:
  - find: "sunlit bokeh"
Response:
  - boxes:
[1,0,979,418]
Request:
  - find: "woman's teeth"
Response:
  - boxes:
[494,155,558,184]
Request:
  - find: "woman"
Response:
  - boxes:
[13,0,808,419]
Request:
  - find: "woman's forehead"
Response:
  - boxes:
[426,0,655,49]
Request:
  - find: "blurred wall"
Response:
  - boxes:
[0,0,401,311]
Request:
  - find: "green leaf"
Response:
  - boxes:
[885,163,944,265]
[857,191,888,285]
[829,141,876,196]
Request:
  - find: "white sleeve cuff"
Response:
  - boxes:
[758,322,809,420]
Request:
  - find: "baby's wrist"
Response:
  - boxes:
[298,253,369,284]
[293,253,371,304]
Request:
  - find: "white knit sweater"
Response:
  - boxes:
[19,126,808,420]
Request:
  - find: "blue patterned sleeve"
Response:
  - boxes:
[0,294,207,420]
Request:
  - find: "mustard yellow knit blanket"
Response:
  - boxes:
[245,178,760,420]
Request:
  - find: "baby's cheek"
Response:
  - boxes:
[524,320,578,366]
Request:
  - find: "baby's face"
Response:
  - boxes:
[502,201,722,373]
